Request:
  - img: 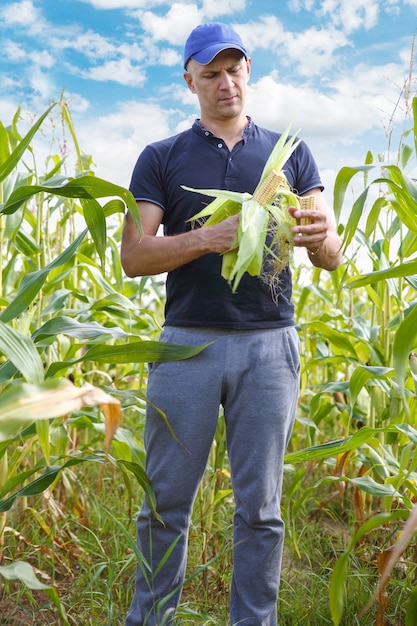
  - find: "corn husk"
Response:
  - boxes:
[183,125,301,294]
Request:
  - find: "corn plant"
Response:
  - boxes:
[284,95,417,625]
[0,100,208,620]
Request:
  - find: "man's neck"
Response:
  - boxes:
[199,115,249,150]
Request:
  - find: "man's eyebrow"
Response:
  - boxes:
[203,62,242,74]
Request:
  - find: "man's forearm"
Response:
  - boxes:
[121,229,213,277]
[121,215,239,278]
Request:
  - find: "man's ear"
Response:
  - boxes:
[184,71,195,93]
[246,57,252,80]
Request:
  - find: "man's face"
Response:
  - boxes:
[184,49,251,123]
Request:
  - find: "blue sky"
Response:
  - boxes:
[1,0,416,201]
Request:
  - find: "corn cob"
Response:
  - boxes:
[299,195,316,225]
[252,170,287,206]
[183,125,303,293]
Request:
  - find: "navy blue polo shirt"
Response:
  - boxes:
[129,118,323,329]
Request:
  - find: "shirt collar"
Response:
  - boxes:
[194,116,253,141]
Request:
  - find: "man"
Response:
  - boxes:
[122,22,342,626]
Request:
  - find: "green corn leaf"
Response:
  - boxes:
[349,365,394,410]
[333,164,375,222]
[365,196,388,238]
[300,320,359,358]
[0,320,44,384]
[348,510,410,551]
[399,230,417,259]
[0,464,48,500]
[0,465,70,511]
[0,120,10,171]
[0,561,69,626]
[36,419,50,466]
[183,187,247,222]
[284,427,380,464]
[393,303,417,389]
[0,174,142,238]
[0,456,93,510]
[32,316,129,342]
[117,459,160,523]
[221,248,239,281]
[0,103,57,183]
[329,552,348,626]
[0,229,87,324]
[344,259,417,288]
[80,197,107,267]
[229,200,269,288]
[45,339,211,377]
[329,510,410,626]
[318,474,400,498]
[406,586,417,626]
[257,124,301,183]
[0,453,158,539]
[77,340,210,364]
[15,229,41,256]
[341,186,371,250]
[413,96,417,157]
[205,199,242,225]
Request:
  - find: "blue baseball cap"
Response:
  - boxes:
[183,23,248,69]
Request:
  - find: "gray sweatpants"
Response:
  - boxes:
[125,326,300,626]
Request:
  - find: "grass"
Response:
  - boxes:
[3,450,412,625]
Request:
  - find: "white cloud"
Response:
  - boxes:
[245,75,379,140]
[80,58,146,86]
[55,31,117,59]
[157,48,182,66]
[236,16,349,75]
[0,98,23,124]
[3,39,27,62]
[62,93,91,114]
[242,50,408,174]
[287,0,381,34]
[319,0,379,33]
[284,26,350,75]
[73,101,178,186]
[31,49,55,69]
[236,16,287,56]
[139,3,203,45]
[201,0,247,19]
[288,0,315,10]
[1,0,42,26]
[81,0,160,8]
[27,68,55,100]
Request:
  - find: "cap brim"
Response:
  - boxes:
[186,44,247,68]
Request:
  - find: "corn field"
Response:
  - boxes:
[0,93,416,626]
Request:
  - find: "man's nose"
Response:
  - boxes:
[219,71,235,89]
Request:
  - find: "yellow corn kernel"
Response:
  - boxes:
[252,169,287,206]
[299,195,316,225]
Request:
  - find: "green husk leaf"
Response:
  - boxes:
[183,126,302,292]
[255,124,301,190]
